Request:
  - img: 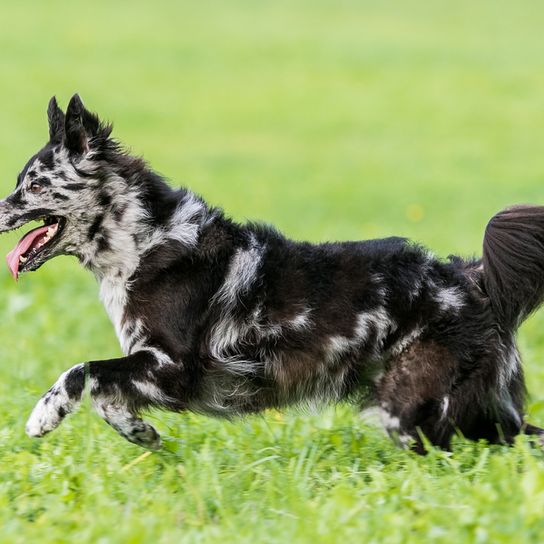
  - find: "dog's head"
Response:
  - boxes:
[0,94,123,279]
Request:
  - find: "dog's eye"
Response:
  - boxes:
[29,182,43,194]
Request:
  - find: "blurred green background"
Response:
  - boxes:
[2,1,544,542]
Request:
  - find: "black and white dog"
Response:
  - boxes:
[1,94,543,453]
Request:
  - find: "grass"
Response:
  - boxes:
[1,0,544,541]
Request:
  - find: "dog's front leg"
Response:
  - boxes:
[25,363,86,440]
[26,350,179,449]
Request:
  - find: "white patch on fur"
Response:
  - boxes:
[362,408,414,448]
[360,406,399,430]
[354,307,393,348]
[441,395,450,420]
[390,327,423,357]
[326,307,393,362]
[288,307,312,330]
[209,319,250,367]
[167,193,204,247]
[378,407,400,432]
[215,238,263,307]
[209,237,264,362]
[498,343,521,390]
[132,380,167,402]
[217,359,256,378]
[435,287,464,312]
[326,335,352,361]
[100,275,129,348]
[120,318,145,355]
[360,406,386,429]
[138,346,173,366]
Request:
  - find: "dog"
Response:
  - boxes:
[1,94,543,453]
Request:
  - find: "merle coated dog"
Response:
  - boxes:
[1,94,543,453]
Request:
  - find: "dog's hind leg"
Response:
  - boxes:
[26,350,182,449]
[91,399,162,450]
[379,340,532,452]
[376,340,458,454]
[453,359,526,446]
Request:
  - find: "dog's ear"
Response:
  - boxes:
[64,94,104,155]
[47,96,65,144]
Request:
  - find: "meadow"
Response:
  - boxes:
[1,1,544,542]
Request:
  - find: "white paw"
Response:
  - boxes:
[25,385,76,438]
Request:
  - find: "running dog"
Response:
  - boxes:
[1,94,543,453]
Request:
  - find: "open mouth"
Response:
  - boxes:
[6,216,66,280]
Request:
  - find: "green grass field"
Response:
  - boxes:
[2,1,544,541]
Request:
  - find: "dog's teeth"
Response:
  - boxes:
[19,256,27,263]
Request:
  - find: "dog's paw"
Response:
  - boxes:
[125,421,162,450]
[26,365,85,438]
[26,387,69,437]
[94,399,162,450]
[25,384,81,438]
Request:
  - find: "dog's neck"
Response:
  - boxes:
[75,164,206,282]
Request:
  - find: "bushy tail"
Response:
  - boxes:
[483,205,544,329]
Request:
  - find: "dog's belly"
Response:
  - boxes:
[186,368,276,416]
[187,310,428,417]
[187,348,380,417]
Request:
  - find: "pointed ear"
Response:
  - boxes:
[47,96,65,143]
[65,94,90,154]
[65,94,103,155]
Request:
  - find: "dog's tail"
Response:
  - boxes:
[483,205,544,329]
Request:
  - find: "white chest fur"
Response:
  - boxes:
[99,275,134,355]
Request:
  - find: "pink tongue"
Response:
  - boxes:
[6,224,51,281]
